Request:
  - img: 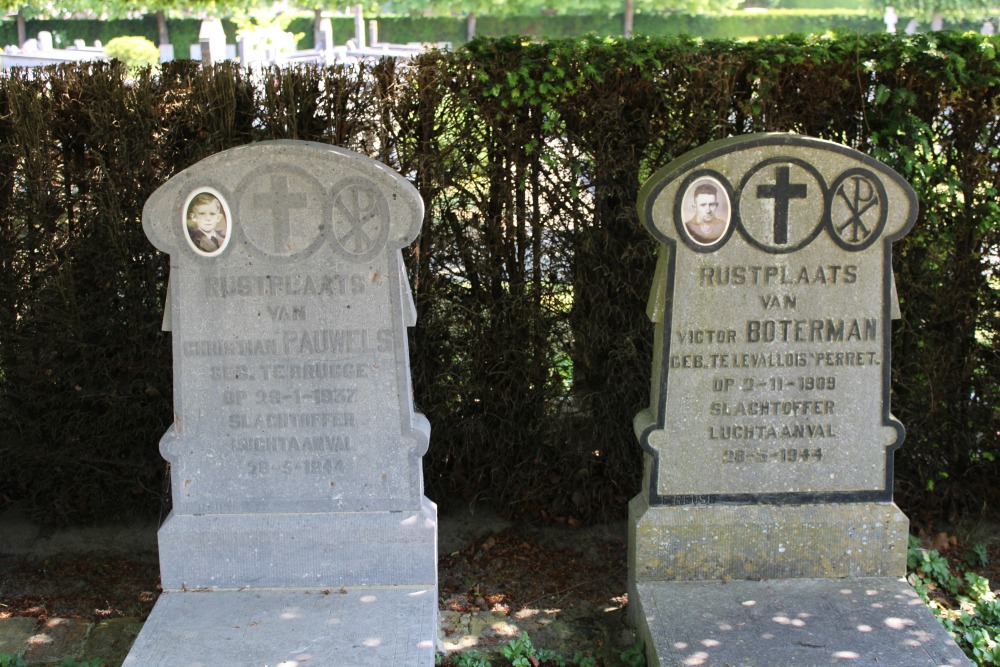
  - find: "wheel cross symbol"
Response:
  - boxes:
[834,175,879,244]
[332,182,387,258]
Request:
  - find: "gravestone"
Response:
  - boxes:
[354,4,366,49]
[124,140,436,666]
[884,5,898,32]
[197,17,226,65]
[629,134,970,666]
[317,17,334,54]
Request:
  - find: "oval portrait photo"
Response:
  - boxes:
[682,176,731,246]
[183,188,231,256]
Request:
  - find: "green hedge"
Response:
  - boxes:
[0,33,997,526]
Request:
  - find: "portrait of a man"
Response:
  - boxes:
[184,190,229,255]
[683,179,730,245]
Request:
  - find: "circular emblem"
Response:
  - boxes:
[237,166,325,258]
[827,169,887,251]
[673,171,735,252]
[329,180,390,261]
[182,187,232,258]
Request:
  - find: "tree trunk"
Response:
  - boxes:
[16,6,26,47]
[623,0,634,37]
[466,13,476,42]
[314,8,323,51]
[156,10,169,47]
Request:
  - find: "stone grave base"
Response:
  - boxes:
[123,586,437,666]
[630,577,971,667]
[159,498,437,589]
[630,496,908,580]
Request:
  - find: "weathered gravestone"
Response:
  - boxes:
[629,134,971,666]
[124,140,437,666]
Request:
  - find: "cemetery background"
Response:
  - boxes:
[2,0,995,64]
[0,8,891,58]
[0,31,998,662]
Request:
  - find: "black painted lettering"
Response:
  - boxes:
[745,319,877,344]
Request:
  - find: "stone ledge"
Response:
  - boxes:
[80,618,143,665]
[629,496,909,581]
[23,618,90,665]
[0,617,39,655]
[123,586,437,666]
[631,577,971,667]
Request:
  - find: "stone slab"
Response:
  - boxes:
[0,617,38,655]
[158,498,437,590]
[629,495,908,581]
[23,618,89,665]
[80,617,144,665]
[123,586,437,666]
[632,578,971,667]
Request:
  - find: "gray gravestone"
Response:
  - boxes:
[197,17,227,65]
[629,134,970,666]
[124,140,436,666]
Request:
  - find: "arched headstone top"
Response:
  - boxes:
[144,140,423,263]
[639,133,917,256]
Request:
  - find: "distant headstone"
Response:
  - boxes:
[629,133,971,666]
[158,43,174,63]
[124,140,436,665]
[198,17,226,65]
[982,20,995,34]
[884,6,898,32]
[354,4,366,49]
[318,17,334,53]
[906,18,919,33]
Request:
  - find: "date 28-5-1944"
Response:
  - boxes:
[722,448,823,464]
